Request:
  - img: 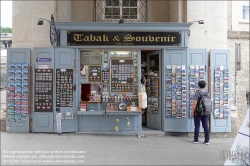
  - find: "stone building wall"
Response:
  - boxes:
[227,1,250,136]
[71,0,94,22]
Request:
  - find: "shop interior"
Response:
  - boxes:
[79,50,161,130]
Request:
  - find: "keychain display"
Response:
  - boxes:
[88,66,102,82]
[110,59,134,92]
[102,69,110,82]
[189,65,205,117]
[165,65,186,118]
[56,69,73,107]
[214,66,229,119]
[7,62,29,122]
[35,69,53,112]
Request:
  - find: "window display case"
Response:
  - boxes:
[110,58,134,93]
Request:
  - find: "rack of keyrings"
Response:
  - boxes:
[6,62,30,132]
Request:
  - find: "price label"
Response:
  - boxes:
[131,107,136,111]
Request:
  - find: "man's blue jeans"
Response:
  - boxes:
[194,115,210,142]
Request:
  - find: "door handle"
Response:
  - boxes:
[73,84,76,91]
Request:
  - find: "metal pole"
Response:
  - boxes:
[234,43,238,107]
[239,43,241,70]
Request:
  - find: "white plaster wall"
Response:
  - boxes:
[187,1,228,49]
[12,1,55,46]
[231,1,250,31]
[12,1,56,64]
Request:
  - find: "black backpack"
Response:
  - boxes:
[196,92,212,116]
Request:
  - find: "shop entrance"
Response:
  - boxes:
[141,50,162,130]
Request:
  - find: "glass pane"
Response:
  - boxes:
[106,0,119,6]
[130,0,137,7]
[122,8,129,15]
[122,0,129,7]
[122,0,137,7]
[105,8,120,15]
[130,8,137,15]
[105,8,112,15]
[123,15,129,19]
[113,8,120,15]
[130,15,137,19]
[122,8,137,16]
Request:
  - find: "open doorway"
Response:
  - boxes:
[141,50,162,130]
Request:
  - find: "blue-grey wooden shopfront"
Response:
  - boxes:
[6,22,231,134]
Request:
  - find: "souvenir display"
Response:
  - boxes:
[146,75,159,114]
[102,69,110,83]
[35,69,53,112]
[7,62,29,122]
[88,66,102,82]
[118,103,127,111]
[165,65,186,118]
[56,69,73,107]
[110,59,134,92]
[214,66,229,119]
[181,65,187,117]
[80,104,87,111]
[189,65,205,117]
[106,103,118,112]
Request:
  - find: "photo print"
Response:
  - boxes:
[190,65,195,70]
[166,110,172,118]
[176,100,182,105]
[200,65,205,71]
[182,77,186,82]
[215,66,220,73]
[182,65,186,73]
[219,109,224,119]
[176,109,182,118]
[223,110,229,118]
[166,93,172,99]
[182,112,186,118]
[214,109,220,118]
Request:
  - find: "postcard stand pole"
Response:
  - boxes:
[56,108,62,135]
[136,111,146,138]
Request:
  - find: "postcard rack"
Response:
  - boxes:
[165,65,186,118]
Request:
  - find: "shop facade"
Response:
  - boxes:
[6,22,231,134]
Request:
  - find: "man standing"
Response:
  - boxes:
[191,80,210,145]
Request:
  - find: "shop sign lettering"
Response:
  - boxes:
[67,31,181,46]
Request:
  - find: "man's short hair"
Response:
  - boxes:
[198,80,206,88]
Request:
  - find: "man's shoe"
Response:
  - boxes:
[204,142,209,145]
[193,141,198,144]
